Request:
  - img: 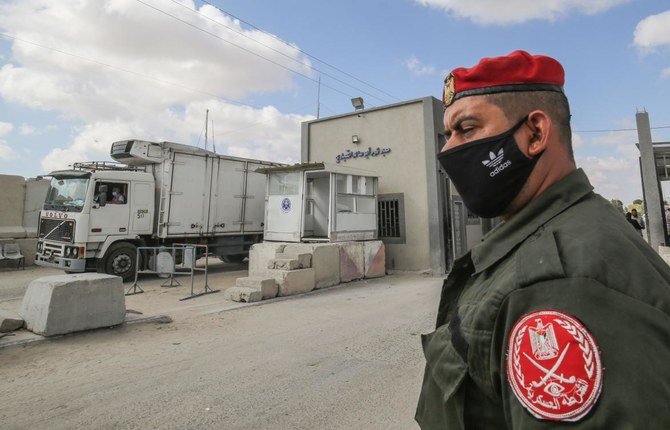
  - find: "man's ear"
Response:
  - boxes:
[524,110,551,157]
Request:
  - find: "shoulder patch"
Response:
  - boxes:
[506,309,602,422]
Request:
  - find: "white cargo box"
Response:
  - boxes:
[111,140,279,239]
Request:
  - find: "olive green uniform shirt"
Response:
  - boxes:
[416,169,670,429]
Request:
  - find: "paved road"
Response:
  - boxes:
[0,273,441,430]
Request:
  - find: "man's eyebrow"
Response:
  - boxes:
[449,114,478,132]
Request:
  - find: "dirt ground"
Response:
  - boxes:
[0,264,441,429]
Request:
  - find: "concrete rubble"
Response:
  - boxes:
[235,277,278,300]
[271,268,316,297]
[0,310,24,332]
[283,243,339,288]
[19,273,126,337]
[224,287,263,303]
[231,240,386,303]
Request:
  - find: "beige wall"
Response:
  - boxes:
[306,101,434,271]
[0,175,27,238]
[0,174,49,265]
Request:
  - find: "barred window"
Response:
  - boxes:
[377,193,406,244]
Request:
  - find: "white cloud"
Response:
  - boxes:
[0,121,13,137]
[571,132,585,149]
[405,56,436,76]
[0,140,20,160]
[633,10,670,50]
[18,123,36,135]
[0,0,314,173]
[41,99,313,172]
[415,0,629,25]
[577,155,642,204]
[572,117,644,204]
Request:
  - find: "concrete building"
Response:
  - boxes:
[301,96,493,275]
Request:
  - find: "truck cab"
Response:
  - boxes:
[35,164,155,280]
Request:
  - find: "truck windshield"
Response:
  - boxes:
[44,178,89,212]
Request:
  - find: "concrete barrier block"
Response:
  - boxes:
[235,277,278,299]
[0,175,25,233]
[364,241,386,278]
[271,268,315,296]
[17,238,37,266]
[339,242,365,283]
[224,286,263,303]
[23,178,49,235]
[248,242,287,277]
[0,227,27,239]
[19,273,125,337]
[268,258,301,270]
[275,252,312,269]
[659,246,670,266]
[284,243,339,288]
[0,310,24,332]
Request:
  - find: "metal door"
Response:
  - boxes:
[243,162,268,233]
[265,171,303,242]
[166,153,211,236]
[209,158,245,233]
[89,181,130,239]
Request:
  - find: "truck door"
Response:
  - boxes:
[130,182,154,234]
[89,181,131,239]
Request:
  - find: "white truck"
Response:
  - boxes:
[35,140,281,280]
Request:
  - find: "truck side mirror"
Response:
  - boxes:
[98,184,108,207]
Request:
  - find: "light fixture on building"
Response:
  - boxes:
[351,97,365,111]
[352,135,360,144]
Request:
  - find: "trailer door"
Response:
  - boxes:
[243,162,268,233]
[209,158,245,233]
[166,153,211,236]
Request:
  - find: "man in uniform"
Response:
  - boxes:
[416,50,670,428]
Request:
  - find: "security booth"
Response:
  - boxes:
[257,162,379,243]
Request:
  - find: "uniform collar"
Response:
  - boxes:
[470,168,593,275]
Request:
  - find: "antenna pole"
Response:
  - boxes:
[211,119,216,153]
[204,109,209,151]
[316,75,321,119]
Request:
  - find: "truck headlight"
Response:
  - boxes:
[72,247,78,256]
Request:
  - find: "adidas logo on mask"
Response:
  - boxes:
[482,149,511,177]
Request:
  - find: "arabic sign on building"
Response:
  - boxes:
[336,147,391,163]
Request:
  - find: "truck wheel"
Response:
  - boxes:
[99,242,138,282]
[221,254,247,264]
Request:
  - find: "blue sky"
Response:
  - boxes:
[1,0,670,205]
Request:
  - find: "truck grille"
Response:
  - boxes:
[39,218,75,243]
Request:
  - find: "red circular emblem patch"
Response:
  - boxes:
[506,310,602,422]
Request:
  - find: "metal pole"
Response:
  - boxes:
[316,75,321,119]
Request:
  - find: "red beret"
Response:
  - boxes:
[442,50,565,107]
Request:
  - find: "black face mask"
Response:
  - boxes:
[437,116,542,218]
